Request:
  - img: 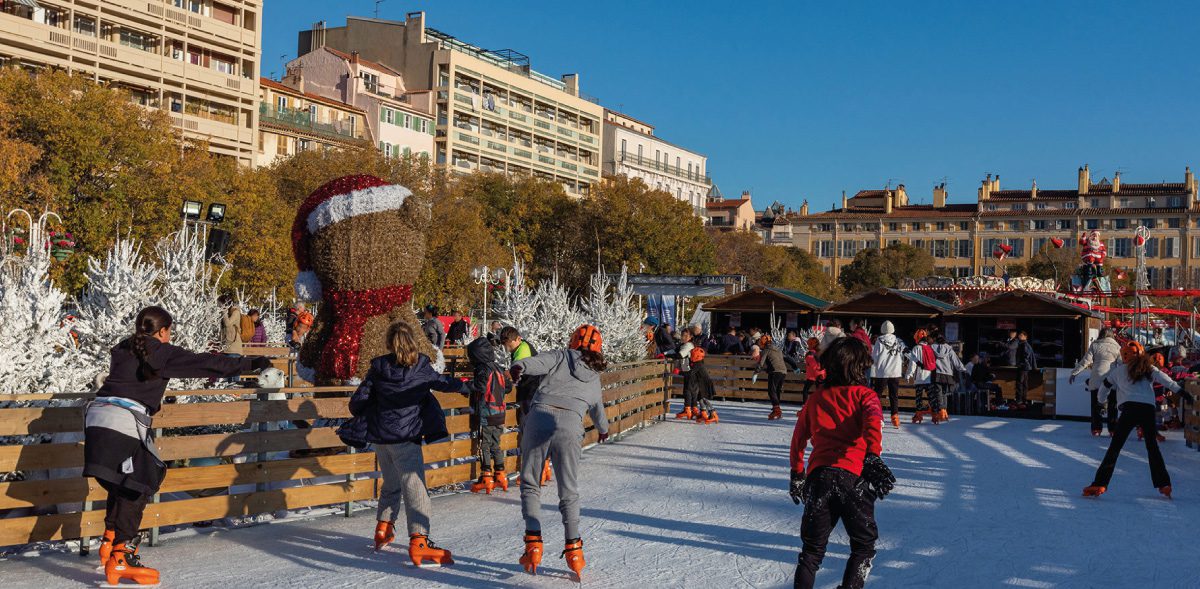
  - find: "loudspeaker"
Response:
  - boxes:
[205,228,231,261]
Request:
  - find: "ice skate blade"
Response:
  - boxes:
[406,562,447,568]
[98,583,160,588]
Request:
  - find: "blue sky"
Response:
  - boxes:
[261,0,1200,211]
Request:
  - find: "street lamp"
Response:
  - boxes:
[206,203,227,223]
[472,265,510,330]
[181,200,202,221]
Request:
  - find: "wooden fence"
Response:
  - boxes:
[0,358,668,548]
[670,356,1049,414]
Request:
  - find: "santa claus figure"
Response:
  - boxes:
[291,175,436,384]
[1079,230,1107,266]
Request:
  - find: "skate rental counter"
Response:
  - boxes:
[947,290,1103,416]
[822,288,957,340]
[703,286,829,334]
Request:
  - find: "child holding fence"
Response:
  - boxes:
[509,325,610,581]
[464,336,513,494]
[349,321,464,566]
[789,336,895,589]
[84,306,271,587]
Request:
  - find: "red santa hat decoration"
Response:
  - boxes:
[291,175,412,301]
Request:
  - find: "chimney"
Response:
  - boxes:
[884,191,893,214]
[933,183,947,208]
[1030,179,1037,200]
[800,199,809,216]
[1188,166,1198,205]
[561,74,579,97]
[1078,164,1090,194]
[992,174,1000,192]
[310,21,327,51]
[350,51,361,67]
[1112,171,1121,193]
[896,184,907,206]
[979,174,992,201]
[841,190,848,210]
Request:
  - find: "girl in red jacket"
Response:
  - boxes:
[789,337,896,589]
[801,337,825,405]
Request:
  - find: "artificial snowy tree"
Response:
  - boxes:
[493,258,538,336]
[582,265,647,363]
[73,236,161,376]
[154,229,227,391]
[525,274,585,352]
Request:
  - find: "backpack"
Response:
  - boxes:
[919,344,937,372]
[480,370,509,418]
[240,314,255,343]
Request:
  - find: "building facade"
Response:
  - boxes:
[297,12,603,197]
[706,190,756,231]
[602,110,710,214]
[256,77,368,166]
[792,166,1200,287]
[282,46,434,159]
[0,0,262,164]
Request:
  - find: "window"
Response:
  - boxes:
[119,28,157,52]
[1141,218,1155,229]
[403,113,412,129]
[985,204,998,211]
[276,136,289,156]
[1120,198,1131,208]
[816,241,834,258]
[984,221,996,230]
[955,239,973,258]
[174,0,206,14]
[1169,196,1184,207]
[620,139,626,154]
[1111,238,1132,258]
[1033,238,1048,252]
[887,223,898,232]
[212,55,236,75]
[936,222,946,231]
[959,221,969,231]
[308,105,318,122]
[1011,204,1024,211]
[932,240,949,258]
[1033,220,1048,231]
[637,144,643,159]
[1010,239,1025,258]
[362,73,380,94]
[911,222,921,231]
[1008,221,1021,231]
[842,223,856,232]
[864,223,879,232]
[1114,219,1128,229]
[839,240,860,258]
[1165,237,1178,258]
[1086,219,1099,230]
[276,95,287,111]
[1057,219,1074,230]
[1193,237,1200,258]
[1035,203,1048,210]
[818,223,833,232]
[73,15,96,36]
[1146,238,1159,257]
[1064,202,1078,210]
[298,139,311,152]
[1169,217,1182,229]
[1091,198,1101,209]
[912,239,926,253]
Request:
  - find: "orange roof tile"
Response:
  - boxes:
[706,199,750,210]
[259,78,366,113]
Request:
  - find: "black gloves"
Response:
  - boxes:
[598,432,609,443]
[509,365,523,382]
[789,470,807,505]
[250,357,273,371]
[860,454,896,501]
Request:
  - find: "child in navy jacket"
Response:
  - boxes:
[464,336,513,493]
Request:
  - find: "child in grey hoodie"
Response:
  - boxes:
[510,325,610,580]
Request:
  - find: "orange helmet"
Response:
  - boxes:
[913,328,928,343]
[570,324,603,354]
[689,347,706,363]
[1121,340,1144,363]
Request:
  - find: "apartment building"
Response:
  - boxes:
[0,0,262,164]
[256,77,368,167]
[792,165,1200,287]
[707,190,756,231]
[297,12,603,197]
[283,46,435,159]
[602,110,710,213]
[756,201,798,245]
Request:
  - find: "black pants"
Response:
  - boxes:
[1015,369,1030,403]
[914,384,942,412]
[1090,388,1117,433]
[478,425,505,472]
[768,372,786,407]
[1092,402,1170,489]
[871,378,899,416]
[801,381,817,404]
[681,370,697,408]
[795,467,878,589]
[99,479,150,546]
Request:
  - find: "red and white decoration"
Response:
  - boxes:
[290,175,412,301]
[1079,230,1107,266]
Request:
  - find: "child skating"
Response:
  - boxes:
[689,346,719,424]
[349,322,465,566]
[790,337,895,589]
[464,336,513,494]
[905,335,942,423]
[1083,341,1189,499]
[509,325,610,580]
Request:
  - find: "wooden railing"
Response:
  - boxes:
[0,359,667,548]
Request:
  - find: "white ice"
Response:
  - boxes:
[5,401,1200,588]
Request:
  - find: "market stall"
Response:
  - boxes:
[823,288,956,341]
[703,286,829,334]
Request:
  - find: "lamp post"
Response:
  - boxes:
[472,265,510,330]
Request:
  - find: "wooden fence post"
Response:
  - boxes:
[148,427,161,547]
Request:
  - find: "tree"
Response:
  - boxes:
[838,243,935,294]
[582,265,646,362]
[710,231,840,300]
[414,182,509,311]
[1024,243,1078,284]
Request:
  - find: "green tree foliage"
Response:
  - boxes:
[838,243,934,294]
[711,231,839,299]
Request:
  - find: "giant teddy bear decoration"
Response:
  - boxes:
[291,175,437,384]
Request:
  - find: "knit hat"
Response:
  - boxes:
[881,321,895,335]
[291,175,413,301]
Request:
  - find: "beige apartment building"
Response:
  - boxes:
[297,12,604,197]
[0,0,262,165]
[793,165,1200,288]
[256,77,368,167]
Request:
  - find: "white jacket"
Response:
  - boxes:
[821,326,845,350]
[1071,337,1121,391]
[870,334,906,379]
[678,342,694,373]
[933,343,966,376]
[1102,363,1179,407]
[905,344,933,385]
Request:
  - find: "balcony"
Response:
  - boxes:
[258,104,360,141]
[616,151,711,185]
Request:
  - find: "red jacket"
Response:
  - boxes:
[790,385,883,477]
[804,351,825,382]
[851,328,872,348]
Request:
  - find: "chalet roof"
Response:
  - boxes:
[824,288,957,317]
[704,286,829,313]
[948,290,1099,319]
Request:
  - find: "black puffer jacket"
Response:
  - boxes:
[466,337,512,427]
[348,354,464,444]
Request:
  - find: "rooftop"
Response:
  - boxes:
[706,198,750,210]
[259,77,365,113]
[321,46,405,77]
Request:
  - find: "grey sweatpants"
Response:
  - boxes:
[520,405,583,539]
[375,442,432,536]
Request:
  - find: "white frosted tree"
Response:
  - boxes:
[525,274,584,352]
[0,212,86,394]
[73,236,161,373]
[582,265,647,363]
[154,230,227,391]
[493,258,538,336]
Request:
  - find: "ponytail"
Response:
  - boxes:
[132,306,173,378]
